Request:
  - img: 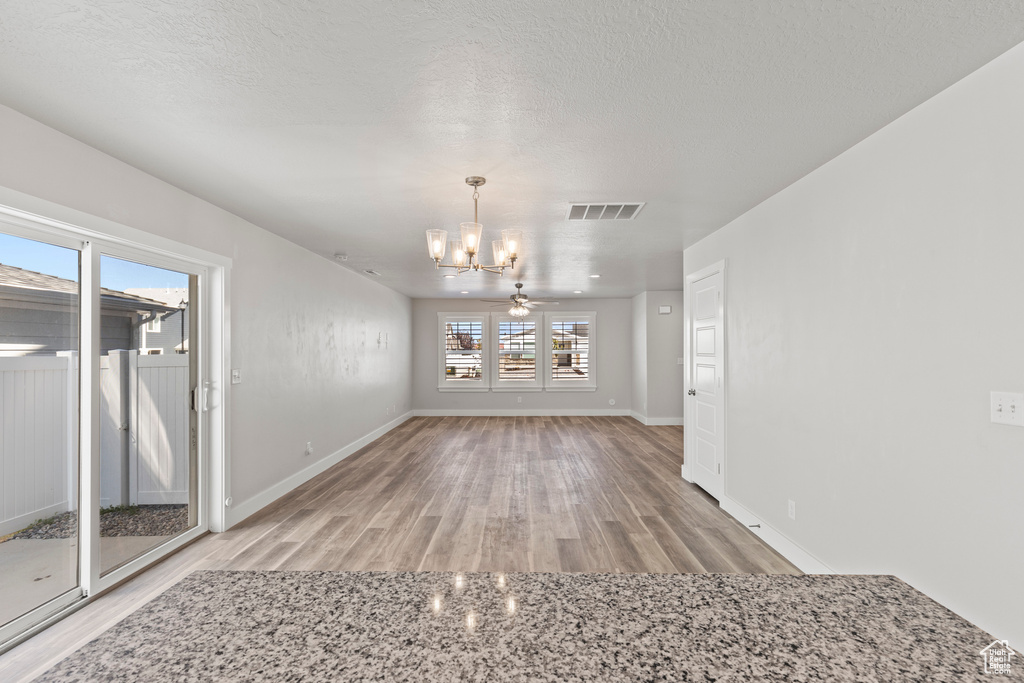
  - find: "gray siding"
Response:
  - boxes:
[139,309,189,354]
[0,306,133,355]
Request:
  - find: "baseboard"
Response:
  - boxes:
[226,411,413,528]
[630,412,683,426]
[646,417,684,426]
[412,408,631,417]
[719,494,834,575]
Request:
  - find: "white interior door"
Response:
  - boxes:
[688,268,725,500]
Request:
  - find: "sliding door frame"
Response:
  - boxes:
[0,199,230,650]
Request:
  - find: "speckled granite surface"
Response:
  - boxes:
[37,571,1018,682]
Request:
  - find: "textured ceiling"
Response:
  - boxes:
[1,1,1023,298]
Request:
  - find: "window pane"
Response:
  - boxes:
[98,255,195,576]
[0,232,80,626]
[551,320,589,380]
[444,321,483,381]
[498,320,536,381]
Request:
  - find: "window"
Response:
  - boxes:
[547,314,596,390]
[437,314,489,391]
[492,315,541,390]
[145,317,161,333]
[438,312,596,393]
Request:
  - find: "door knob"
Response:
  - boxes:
[688,389,696,395]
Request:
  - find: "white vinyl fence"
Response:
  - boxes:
[0,354,75,536]
[133,354,190,505]
[0,351,189,536]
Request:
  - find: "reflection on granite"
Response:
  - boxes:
[37,570,1016,682]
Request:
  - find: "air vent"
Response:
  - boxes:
[566,203,644,221]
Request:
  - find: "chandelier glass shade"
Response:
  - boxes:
[426,177,520,276]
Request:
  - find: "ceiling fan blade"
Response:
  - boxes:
[479,299,514,303]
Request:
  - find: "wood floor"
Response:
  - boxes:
[0,416,797,680]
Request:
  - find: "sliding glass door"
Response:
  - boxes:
[96,255,198,576]
[0,231,83,632]
[0,218,211,649]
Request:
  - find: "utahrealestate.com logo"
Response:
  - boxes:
[980,640,1016,675]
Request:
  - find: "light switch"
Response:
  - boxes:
[659,305,672,315]
[231,369,242,385]
[991,392,1024,427]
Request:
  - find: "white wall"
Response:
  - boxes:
[631,292,648,420]
[631,291,684,424]
[412,298,632,414]
[644,291,684,423]
[684,44,1024,646]
[0,104,413,522]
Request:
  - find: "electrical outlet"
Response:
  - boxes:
[517,396,522,404]
[305,441,313,456]
[788,500,796,520]
[991,391,1024,426]
[231,369,241,384]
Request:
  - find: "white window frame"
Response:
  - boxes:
[437,313,490,392]
[491,313,542,391]
[544,312,597,391]
[145,317,161,333]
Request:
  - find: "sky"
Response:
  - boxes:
[0,233,187,291]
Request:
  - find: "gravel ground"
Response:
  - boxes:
[4,505,189,542]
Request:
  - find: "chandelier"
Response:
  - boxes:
[425,177,522,276]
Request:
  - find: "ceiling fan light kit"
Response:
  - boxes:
[481,282,559,317]
[426,177,520,277]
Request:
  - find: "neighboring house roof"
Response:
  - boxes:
[123,287,188,308]
[0,263,176,313]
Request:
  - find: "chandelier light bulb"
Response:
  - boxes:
[460,221,483,256]
[492,240,508,266]
[502,229,522,261]
[425,229,447,261]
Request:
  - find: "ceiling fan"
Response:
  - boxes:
[481,282,559,317]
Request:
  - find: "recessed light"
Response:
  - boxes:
[460,291,469,294]
[444,274,456,279]
[589,274,600,278]
[573,290,583,294]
